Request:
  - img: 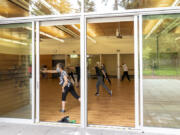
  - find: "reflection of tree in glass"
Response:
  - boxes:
[120,0,142,9]
[78,0,95,12]
[59,0,72,13]
[47,0,72,14]
[102,0,144,10]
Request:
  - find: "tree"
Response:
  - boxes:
[46,0,72,14]
[119,0,142,9]
[59,0,72,14]
[102,0,143,10]
[77,0,95,12]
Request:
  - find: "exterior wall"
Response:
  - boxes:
[0,5,180,132]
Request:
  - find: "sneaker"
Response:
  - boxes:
[60,109,66,113]
[109,90,112,96]
[95,93,99,96]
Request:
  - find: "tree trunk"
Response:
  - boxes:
[114,0,118,10]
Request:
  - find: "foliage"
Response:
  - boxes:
[59,0,72,13]
[78,0,95,12]
[101,0,143,10]
[119,0,142,9]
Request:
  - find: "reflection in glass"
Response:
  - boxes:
[143,14,180,128]
[85,0,180,13]
[0,0,80,18]
[0,23,32,119]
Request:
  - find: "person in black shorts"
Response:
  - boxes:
[42,63,80,113]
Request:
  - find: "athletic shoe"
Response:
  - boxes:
[60,109,66,113]
[95,93,99,96]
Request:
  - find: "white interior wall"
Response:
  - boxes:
[0,35,134,55]
[40,36,134,55]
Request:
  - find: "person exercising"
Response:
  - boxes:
[67,66,75,84]
[42,63,80,113]
[101,63,111,85]
[121,63,130,81]
[95,62,112,96]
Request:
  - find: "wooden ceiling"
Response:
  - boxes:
[0,0,28,18]
[0,27,30,41]
[87,22,134,37]
[141,0,176,8]
[0,0,179,43]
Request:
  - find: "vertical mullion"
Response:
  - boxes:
[80,0,87,128]
[139,15,144,129]
[80,15,87,127]
[32,21,35,122]
[134,15,139,129]
[84,17,87,128]
[36,21,40,123]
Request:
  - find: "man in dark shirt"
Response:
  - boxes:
[95,62,112,96]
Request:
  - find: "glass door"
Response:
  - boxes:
[0,22,35,122]
[86,16,139,127]
[36,19,81,124]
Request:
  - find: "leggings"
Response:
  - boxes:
[103,73,111,85]
[77,73,80,82]
[96,76,111,94]
[68,72,75,82]
[62,84,80,101]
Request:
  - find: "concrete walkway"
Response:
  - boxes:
[0,122,177,135]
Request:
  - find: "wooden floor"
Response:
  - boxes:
[40,78,135,127]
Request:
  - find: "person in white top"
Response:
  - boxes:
[121,63,130,81]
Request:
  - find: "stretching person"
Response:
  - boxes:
[101,64,111,85]
[121,63,130,81]
[67,66,75,83]
[95,62,112,96]
[42,63,80,113]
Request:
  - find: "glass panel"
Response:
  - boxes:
[0,0,80,18]
[0,23,33,119]
[39,22,80,124]
[87,21,135,126]
[143,14,180,128]
[85,0,180,13]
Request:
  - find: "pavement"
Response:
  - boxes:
[0,122,179,135]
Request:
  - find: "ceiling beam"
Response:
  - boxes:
[159,18,180,35]
[145,0,180,39]
[8,0,79,40]
[56,25,79,38]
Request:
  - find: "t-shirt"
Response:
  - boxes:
[59,70,71,87]
[95,66,103,76]
[122,64,128,71]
